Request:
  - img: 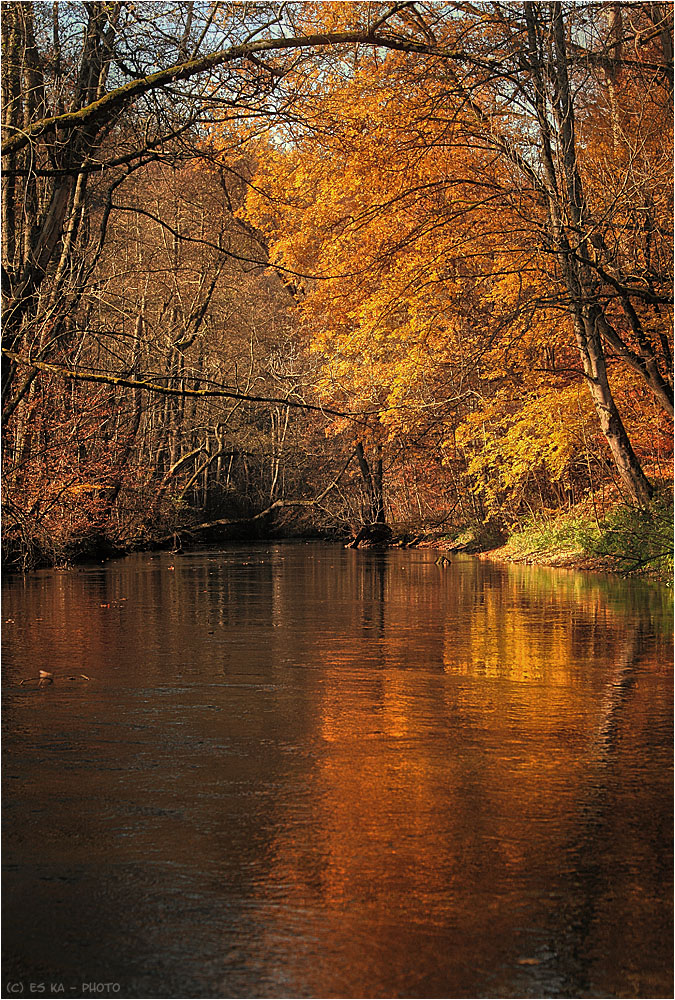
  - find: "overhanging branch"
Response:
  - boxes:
[2,19,466,159]
[2,349,373,423]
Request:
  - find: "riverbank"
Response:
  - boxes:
[476,543,622,575]
[432,493,674,584]
[3,491,672,583]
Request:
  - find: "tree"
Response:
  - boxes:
[2,2,672,566]
[514,2,670,504]
[240,1,673,508]
[0,1,418,418]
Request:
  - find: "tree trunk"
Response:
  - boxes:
[355,441,386,524]
[575,302,653,505]
[524,3,655,506]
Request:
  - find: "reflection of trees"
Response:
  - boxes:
[535,620,673,997]
[244,553,672,996]
[3,547,671,996]
[592,627,641,759]
[358,551,387,644]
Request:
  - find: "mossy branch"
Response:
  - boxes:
[2,19,466,159]
[2,348,370,423]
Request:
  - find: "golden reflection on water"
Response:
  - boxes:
[2,546,672,998]
[216,552,671,998]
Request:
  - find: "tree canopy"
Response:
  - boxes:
[2,1,672,568]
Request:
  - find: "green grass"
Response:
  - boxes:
[507,514,591,556]
[506,493,674,582]
[580,493,673,580]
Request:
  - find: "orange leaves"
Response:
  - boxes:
[205,6,672,514]
[239,47,553,449]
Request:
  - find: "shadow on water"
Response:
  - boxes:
[2,544,673,998]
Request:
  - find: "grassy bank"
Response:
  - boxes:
[472,493,673,583]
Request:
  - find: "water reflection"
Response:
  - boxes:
[2,545,672,998]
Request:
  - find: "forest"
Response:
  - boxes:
[2,1,673,577]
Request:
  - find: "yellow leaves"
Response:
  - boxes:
[64,483,107,494]
[454,383,598,511]
[291,1,371,35]
[226,34,599,479]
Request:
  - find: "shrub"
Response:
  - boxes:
[580,492,673,581]
[505,492,673,581]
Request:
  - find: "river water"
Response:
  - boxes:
[2,544,672,998]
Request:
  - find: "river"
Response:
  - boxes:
[2,543,673,998]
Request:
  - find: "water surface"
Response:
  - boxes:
[2,544,673,997]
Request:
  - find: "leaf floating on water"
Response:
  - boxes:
[517,957,541,966]
[19,671,92,686]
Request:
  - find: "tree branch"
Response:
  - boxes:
[2,25,465,158]
[2,349,373,423]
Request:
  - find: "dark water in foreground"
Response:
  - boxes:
[2,544,673,998]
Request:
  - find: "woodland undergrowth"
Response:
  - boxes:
[496,490,674,583]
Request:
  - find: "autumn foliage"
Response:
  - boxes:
[240,2,672,515]
[1,2,672,568]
